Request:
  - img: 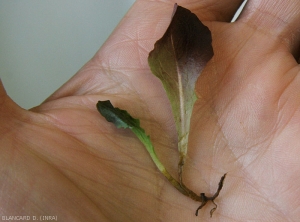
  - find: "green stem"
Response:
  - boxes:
[131,126,226,217]
[131,127,197,197]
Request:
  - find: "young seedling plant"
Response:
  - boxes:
[97,4,226,217]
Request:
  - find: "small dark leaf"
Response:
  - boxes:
[96,100,166,174]
[96,100,140,129]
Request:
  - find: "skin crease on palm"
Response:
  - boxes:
[1,0,300,221]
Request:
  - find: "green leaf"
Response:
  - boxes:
[148,4,214,180]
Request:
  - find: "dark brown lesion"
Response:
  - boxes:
[178,155,185,186]
[169,172,227,217]
[195,173,227,217]
[175,151,227,217]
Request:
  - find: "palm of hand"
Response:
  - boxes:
[1,0,300,221]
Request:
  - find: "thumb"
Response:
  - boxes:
[0,79,25,121]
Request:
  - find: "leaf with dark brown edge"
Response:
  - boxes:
[148,4,214,183]
[148,4,226,216]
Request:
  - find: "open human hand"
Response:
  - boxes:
[1,0,300,221]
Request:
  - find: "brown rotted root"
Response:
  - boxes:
[195,173,227,217]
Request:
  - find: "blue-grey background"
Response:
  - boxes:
[0,0,135,109]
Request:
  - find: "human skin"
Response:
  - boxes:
[1,0,300,221]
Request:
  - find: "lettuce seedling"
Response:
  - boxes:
[97,4,226,217]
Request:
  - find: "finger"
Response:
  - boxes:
[0,80,23,118]
[238,0,300,55]
[173,0,245,22]
[45,1,175,100]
